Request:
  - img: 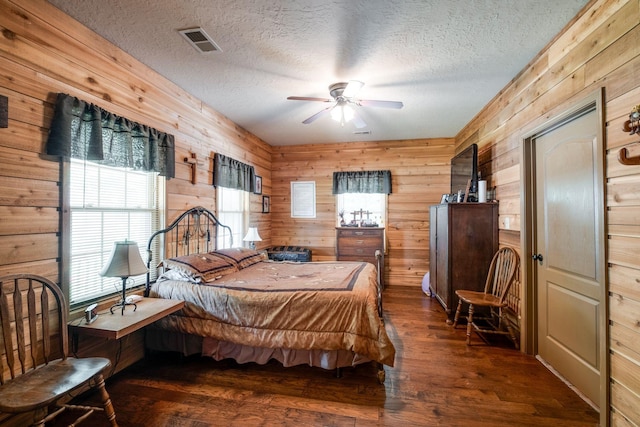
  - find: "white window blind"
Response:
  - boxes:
[217,187,249,248]
[69,159,163,307]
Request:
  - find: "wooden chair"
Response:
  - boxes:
[0,274,117,426]
[452,247,520,348]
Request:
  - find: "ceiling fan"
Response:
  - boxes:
[287,80,403,128]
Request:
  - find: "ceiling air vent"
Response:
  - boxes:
[178,27,222,53]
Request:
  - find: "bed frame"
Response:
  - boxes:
[145,206,233,296]
[144,206,388,382]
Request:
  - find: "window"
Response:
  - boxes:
[217,186,249,248]
[67,159,164,308]
[332,170,390,230]
[337,193,387,227]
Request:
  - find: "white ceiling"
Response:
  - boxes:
[47,0,589,146]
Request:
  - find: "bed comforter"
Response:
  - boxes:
[149,260,395,367]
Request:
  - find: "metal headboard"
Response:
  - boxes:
[145,206,233,295]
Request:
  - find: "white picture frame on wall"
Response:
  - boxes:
[291,181,316,218]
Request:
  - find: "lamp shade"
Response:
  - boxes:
[243,227,262,242]
[100,241,147,278]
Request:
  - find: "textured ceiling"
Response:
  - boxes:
[47,0,589,146]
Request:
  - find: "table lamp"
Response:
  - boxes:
[100,240,148,315]
[243,227,262,250]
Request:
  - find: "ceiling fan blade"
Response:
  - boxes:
[302,105,334,124]
[358,99,404,109]
[342,80,364,98]
[351,110,367,129]
[287,96,333,102]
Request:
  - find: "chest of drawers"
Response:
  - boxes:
[429,203,498,323]
[336,227,385,286]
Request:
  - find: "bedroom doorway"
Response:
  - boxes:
[521,89,607,415]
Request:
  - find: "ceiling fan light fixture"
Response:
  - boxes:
[288,80,397,128]
[330,107,340,122]
[331,103,354,125]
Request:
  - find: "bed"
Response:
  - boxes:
[144,206,395,382]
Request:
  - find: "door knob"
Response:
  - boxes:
[532,253,544,262]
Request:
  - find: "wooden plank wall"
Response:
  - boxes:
[0,0,272,283]
[271,138,453,288]
[454,0,640,424]
[0,0,271,422]
[3,0,640,424]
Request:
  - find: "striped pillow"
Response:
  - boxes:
[210,248,267,270]
[162,252,238,282]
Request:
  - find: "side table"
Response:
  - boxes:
[69,297,184,351]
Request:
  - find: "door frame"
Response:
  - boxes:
[519,88,608,420]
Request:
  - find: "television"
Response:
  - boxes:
[450,143,478,201]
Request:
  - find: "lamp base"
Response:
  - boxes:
[110,277,137,315]
[110,299,137,315]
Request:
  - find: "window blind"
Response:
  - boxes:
[69,159,162,307]
[216,187,248,249]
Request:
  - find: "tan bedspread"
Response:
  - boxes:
[150,261,395,366]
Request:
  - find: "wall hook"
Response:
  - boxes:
[618,147,640,165]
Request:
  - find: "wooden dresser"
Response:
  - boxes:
[336,227,385,286]
[429,203,498,323]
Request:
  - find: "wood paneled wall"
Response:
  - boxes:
[0,1,271,422]
[0,0,272,280]
[271,138,453,288]
[453,0,640,424]
[3,0,640,424]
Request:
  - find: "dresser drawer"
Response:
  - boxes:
[338,239,380,256]
[337,228,383,238]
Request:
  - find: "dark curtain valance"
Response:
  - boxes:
[213,153,255,192]
[332,170,392,194]
[45,93,175,178]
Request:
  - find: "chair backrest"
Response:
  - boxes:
[483,247,519,304]
[0,274,67,385]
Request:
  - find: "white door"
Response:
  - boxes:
[533,105,604,407]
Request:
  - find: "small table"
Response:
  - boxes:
[70,297,184,342]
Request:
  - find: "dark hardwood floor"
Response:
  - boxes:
[53,286,599,426]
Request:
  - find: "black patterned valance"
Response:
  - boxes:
[213,153,255,192]
[332,170,392,194]
[45,93,175,178]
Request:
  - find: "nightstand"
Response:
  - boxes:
[69,297,184,347]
